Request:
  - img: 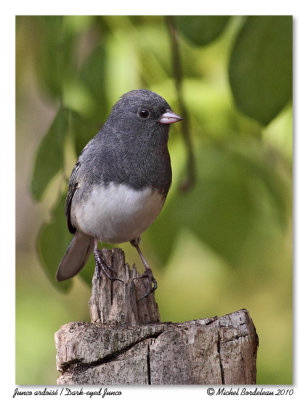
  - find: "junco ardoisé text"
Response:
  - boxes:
[56,89,182,297]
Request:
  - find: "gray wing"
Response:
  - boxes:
[65,136,100,233]
[65,161,80,234]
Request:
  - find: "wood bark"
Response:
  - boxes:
[55,248,258,385]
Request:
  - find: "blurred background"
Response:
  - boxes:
[16,16,292,384]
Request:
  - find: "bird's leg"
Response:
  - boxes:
[94,239,123,283]
[130,237,158,301]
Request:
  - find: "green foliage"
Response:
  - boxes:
[28,15,293,287]
[30,108,69,201]
[79,43,109,123]
[146,139,290,269]
[229,16,293,125]
[28,15,293,288]
[36,192,72,292]
[175,16,230,46]
[69,110,98,157]
[34,16,78,99]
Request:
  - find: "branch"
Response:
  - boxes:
[166,16,196,192]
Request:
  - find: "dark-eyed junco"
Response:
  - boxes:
[56,89,182,296]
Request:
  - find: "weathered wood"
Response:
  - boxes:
[88,248,160,326]
[55,248,258,385]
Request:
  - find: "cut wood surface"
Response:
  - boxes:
[55,248,258,385]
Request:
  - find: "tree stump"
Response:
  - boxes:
[55,248,258,385]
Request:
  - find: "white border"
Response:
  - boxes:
[3,1,307,398]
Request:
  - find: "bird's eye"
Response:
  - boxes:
[138,109,150,119]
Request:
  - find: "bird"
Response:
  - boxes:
[56,89,182,297]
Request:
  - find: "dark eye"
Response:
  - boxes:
[138,109,150,119]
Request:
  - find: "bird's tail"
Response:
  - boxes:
[56,232,94,281]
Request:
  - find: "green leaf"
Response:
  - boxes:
[30,108,69,201]
[36,192,72,292]
[69,110,99,156]
[175,16,230,46]
[35,16,77,99]
[79,43,109,123]
[229,16,293,125]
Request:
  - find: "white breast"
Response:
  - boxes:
[72,183,165,244]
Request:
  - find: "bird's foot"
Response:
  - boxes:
[130,237,158,300]
[134,268,157,301]
[94,247,123,284]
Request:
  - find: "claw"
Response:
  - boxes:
[135,268,157,301]
[94,240,124,284]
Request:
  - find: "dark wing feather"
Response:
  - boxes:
[65,137,96,233]
[65,161,80,234]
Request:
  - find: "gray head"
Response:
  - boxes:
[78,89,182,196]
[105,89,182,140]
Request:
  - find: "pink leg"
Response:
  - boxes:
[130,237,158,300]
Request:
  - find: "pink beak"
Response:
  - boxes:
[159,109,183,124]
